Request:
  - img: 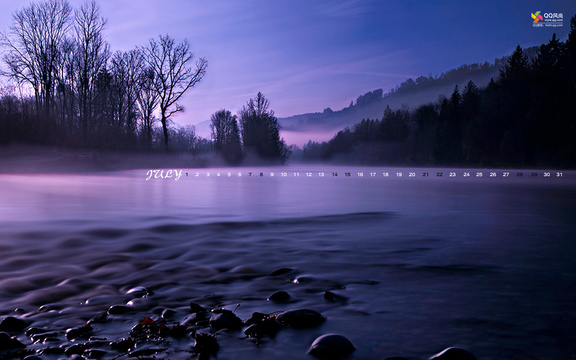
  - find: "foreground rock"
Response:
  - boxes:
[308,333,355,358]
[429,347,477,360]
[276,309,326,328]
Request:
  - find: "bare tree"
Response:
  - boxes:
[110,49,144,132]
[73,0,109,144]
[1,0,72,117]
[136,67,159,148]
[142,34,207,150]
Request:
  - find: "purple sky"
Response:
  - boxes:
[1,0,575,130]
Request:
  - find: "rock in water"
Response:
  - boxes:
[268,290,291,302]
[0,316,28,332]
[0,332,26,350]
[429,347,477,360]
[209,310,242,330]
[277,309,325,328]
[308,333,355,358]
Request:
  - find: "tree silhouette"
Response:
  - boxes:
[142,34,207,150]
[210,109,242,164]
[239,92,287,161]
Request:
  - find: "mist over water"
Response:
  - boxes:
[0,166,575,359]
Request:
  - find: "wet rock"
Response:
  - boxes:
[65,343,87,356]
[39,346,66,356]
[385,357,410,360]
[268,290,291,302]
[429,347,477,360]
[192,331,219,356]
[87,312,107,324]
[30,331,58,343]
[324,290,348,303]
[0,316,29,332]
[276,309,326,328]
[129,347,167,357]
[307,333,355,358]
[68,355,86,360]
[110,337,135,352]
[243,312,282,338]
[107,304,131,315]
[126,286,153,298]
[268,268,293,276]
[0,331,26,350]
[23,356,42,360]
[65,324,92,341]
[25,327,50,337]
[209,309,242,330]
[189,302,208,315]
[86,349,108,358]
[161,308,176,319]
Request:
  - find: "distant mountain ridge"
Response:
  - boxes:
[278,47,538,134]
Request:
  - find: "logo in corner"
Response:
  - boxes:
[531,11,543,23]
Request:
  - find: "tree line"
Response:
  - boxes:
[209,92,289,164]
[301,17,576,169]
[0,0,206,151]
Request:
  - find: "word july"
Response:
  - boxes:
[145,169,183,181]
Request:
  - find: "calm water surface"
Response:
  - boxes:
[0,165,575,359]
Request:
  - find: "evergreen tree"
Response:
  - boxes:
[239,92,287,162]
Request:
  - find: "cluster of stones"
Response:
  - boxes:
[0,283,478,360]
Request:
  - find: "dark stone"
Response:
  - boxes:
[308,333,355,358]
[209,310,242,330]
[88,312,108,324]
[0,331,26,350]
[161,308,176,319]
[39,346,66,355]
[65,343,87,356]
[385,357,410,360]
[243,313,282,338]
[268,290,291,302]
[66,324,92,341]
[30,331,58,343]
[25,327,50,337]
[192,331,219,356]
[86,349,108,358]
[23,356,43,360]
[0,316,28,332]
[107,305,131,315]
[110,337,135,352]
[268,268,293,276]
[126,286,153,298]
[429,347,477,360]
[189,302,207,315]
[276,309,326,328]
[68,355,86,360]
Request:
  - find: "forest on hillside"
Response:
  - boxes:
[299,19,576,169]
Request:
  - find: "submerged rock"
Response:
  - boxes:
[126,286,153,298]
[307,333,355,358]
[65,324,92,341]
[107,304,131,315]
[276,309,325,328]
[268,290,291,302]
[243,312,282,338]
[209,309,242,330]
[429,347,477,360]
[0,316,29,332]
[0,331,26,350]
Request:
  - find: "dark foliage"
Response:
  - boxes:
[239,92,289,162]
[304,19,576,168]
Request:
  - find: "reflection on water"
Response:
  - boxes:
[0,166,575,359]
